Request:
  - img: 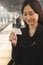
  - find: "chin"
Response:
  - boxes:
[29,23,34,25]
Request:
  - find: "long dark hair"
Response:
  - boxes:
[21,0,43,25]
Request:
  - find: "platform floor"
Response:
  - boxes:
[0,23,13,65]
[0,23,22,65]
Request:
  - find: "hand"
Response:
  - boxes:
[9,32,17,46]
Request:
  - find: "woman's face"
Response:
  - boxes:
[23,5,39,26]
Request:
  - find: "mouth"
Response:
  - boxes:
[27,21,34,25]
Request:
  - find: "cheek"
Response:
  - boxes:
[33,14,39,23]
[23,16,29,25]
[35,15,39,22]
[31,16,37,22]
[34,14,39,21]
[32,17,35,22]
[23,16,27,21]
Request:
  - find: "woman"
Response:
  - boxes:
[8,0,43,65]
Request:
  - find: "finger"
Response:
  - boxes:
[12,40,17,46]
[10,32,16,36]
[9,35,17,42]
[9,35,16,41]
[9,33,16,39]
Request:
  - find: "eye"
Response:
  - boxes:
[29,13,34,16]
[23,13,27,16]
[29,11,35,16]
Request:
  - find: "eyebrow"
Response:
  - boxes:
[23,11,34,13]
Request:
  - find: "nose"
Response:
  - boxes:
[27,15,30,20]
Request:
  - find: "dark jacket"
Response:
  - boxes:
[16,18,21,28]
[8,23,43,65]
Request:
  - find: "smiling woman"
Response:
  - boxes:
[8,0,43,65]
[22,5,39,37]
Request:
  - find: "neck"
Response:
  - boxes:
[29,23,38,37]
[29,22,38,29]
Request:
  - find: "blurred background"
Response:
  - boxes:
[0,0,43,65]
